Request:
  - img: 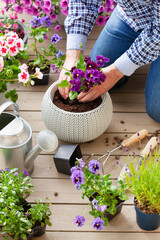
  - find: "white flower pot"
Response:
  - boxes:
[41,81,113,143]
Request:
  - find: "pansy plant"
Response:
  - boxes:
[58,47,110,100]
[70,158,128,230]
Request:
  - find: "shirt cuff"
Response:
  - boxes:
[67,34,87,51]
[114,52,140,76]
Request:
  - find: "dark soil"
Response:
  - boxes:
[135,198,159,214]
[53,90,102,113]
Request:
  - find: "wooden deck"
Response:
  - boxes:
[1,6,160,240]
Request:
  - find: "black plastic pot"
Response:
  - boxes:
[134,198,160,231]
[29,60,50,85]
[54,144,82,175]
[90,195,124,221]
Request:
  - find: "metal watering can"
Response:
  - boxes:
[0,101,58,174]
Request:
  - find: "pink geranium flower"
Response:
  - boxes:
[0,46,8,56]
[0,57,4,72]
[7,37,15,47]
[18,71,30,83]
[16,39,24,51]
[9,45,18,56]
[0,22,3,27]
[19,63,28,72]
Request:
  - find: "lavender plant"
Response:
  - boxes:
[70,158,128,230]
[124,148,160,213]
[58,47,110,100]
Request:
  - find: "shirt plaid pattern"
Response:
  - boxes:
[65,0,160,66]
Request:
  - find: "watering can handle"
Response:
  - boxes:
[0,101,19,117]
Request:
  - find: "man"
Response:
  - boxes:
[58,0,160,122]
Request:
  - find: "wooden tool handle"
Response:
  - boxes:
[141,137,159,158]
[122,129,148,147]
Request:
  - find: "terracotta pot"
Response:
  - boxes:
[41,81,113,143]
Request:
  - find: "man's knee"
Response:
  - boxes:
[146,102,160,123]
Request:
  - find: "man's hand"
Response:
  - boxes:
[77,64,124,102]
[58,49,81,99]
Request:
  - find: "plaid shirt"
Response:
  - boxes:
[65,0,160,76]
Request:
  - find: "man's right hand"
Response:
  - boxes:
[58,49,81,99]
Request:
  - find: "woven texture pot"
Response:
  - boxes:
[41,81,113,143]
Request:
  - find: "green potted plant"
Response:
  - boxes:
[124,142,160,231]
[27,15,65,85]
[0,30,43,103]
[0,168,52,240]
[70,158,128,230]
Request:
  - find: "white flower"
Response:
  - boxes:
[18,71,30,83]
[34,68,43,79]
[0,57,4,72]
[19,63,28,72]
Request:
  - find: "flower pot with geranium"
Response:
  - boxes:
[0,168,52,240]
[41,48,113,143]
[27,15,65,85]
[0,10,28,44]
[0,31,43,103]
[70,158,128,230]
[124,141,160,231]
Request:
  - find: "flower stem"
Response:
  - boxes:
[82,202,91,216]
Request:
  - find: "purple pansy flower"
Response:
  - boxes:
[86,61,98,70]
[72,69,85,80]
[30,16,42,28]
[70,169,85,189]
[84,56,91,63]
[70,79,82,92]
[88,159,100,174]
[4,168,10,172]
[23,170,29,176]
[41,16,52,28]
[77,158,85,169]
[92,199,98,207]
[92,217,104,230]
[51,64,59,73]
[96,205,107,212]
[74,215,85,227]
[96,55,110,67]
[56,50,63,58]
[51,34,62,43]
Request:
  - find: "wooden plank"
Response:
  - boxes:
[29,232,160,240]
[32,154,133,180]
[15,111,160,134]
[40,205,160,232]
[31,132,151,155]
[28,178,134,204]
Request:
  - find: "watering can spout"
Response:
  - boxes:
[24,130,58,170]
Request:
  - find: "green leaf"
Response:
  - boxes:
[65,72,71,76]
[69,91,78,100]
[58,80,69,88]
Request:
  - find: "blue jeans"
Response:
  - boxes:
[90,7,160,122]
